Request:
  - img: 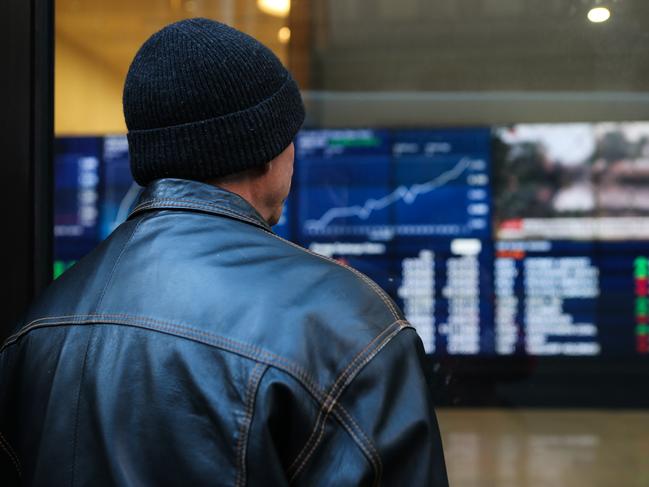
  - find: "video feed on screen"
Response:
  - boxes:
[493,122,649,240]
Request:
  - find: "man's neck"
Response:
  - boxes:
[211,180,274,224]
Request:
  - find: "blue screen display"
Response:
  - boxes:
[54,137,103,267]
[294,128,493,354]
[54,123,649,357]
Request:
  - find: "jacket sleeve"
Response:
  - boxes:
[295,327,449,486]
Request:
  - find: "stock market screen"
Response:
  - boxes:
[54,122,649,357]
[294,129,493,354]
[53,137,103,278]
[53,135,142,278]
[492,123,649,357]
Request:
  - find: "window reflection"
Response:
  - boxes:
[56,0,293,135]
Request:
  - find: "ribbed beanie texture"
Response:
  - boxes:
[123,18,305,185]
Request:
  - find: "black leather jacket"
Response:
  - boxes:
[0,179,448,486]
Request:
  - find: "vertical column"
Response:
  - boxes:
[634,257,649,354]
[0,0,53,340]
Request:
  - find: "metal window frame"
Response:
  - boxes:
[0,0,53,340]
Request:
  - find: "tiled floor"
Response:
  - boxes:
[437,409,649,487]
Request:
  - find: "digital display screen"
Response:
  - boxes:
[53,137,103,277]
[54,122,649,357]
[53,136,141,278]
[294,129,493,355]
[492,123,649,357]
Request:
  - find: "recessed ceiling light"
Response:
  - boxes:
[587,6,611,23]
[278,27,291,44]
[257,0,290,18]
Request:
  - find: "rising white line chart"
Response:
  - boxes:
[304,157,477,232]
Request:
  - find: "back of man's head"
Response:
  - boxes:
[122,18,305,186]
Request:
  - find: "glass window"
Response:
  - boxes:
[53,1,649,484]
[54,0,649,362]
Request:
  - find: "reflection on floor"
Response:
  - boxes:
[436,409,649,487]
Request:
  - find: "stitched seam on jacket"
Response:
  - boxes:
[131,197,246,215]
[0,431,21,477]
[287,323,410,484]
[331,407,381,487]
[286,321,404,474]
[131,203,263,229]
[235,363,267,487]
[70,327,94,487]
[325,327,425,486]
[129,199,268,230]
[286,329,398,484]
[96,218,145,309]
[3,314,409,486]
[265,232,401,320]
[0,314,324,401]
[132,200,254,223]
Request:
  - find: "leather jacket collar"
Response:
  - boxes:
[128,178,272,232]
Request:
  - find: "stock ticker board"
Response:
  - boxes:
[54,123,649,357]
[293,129,493,355]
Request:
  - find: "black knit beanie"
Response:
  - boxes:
[123,18,305,186]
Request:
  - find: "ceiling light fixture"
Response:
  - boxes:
[587,6,611,23]
[257,0,290,18]
[278,27,291,44]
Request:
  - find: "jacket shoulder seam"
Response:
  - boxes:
[287,321,412,485]
[332,405,381,486]
[2,314,411,487]
[96,217,145,309]
[268,368,380,487]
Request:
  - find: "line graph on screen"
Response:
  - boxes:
[303,157,486,236]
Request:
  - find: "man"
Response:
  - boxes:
[0,18,447,486]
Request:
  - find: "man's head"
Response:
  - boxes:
[122,18,304,222]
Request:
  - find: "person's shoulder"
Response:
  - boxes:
[264,232,403,328]
[243,231,417,399]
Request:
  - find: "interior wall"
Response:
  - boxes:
[55,31,126,135]
[54,0,295,136]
